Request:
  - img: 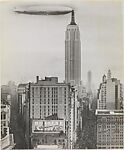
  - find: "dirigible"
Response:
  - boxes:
[14,10,72,15]
[14,5,73,15]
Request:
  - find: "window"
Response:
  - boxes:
[3,122,6,126]
[52,106,53,114]
[48,98,50,104]
[56,98,58,104]
[44,106,46,116]
[64,106,66,116]
[32,105,34,118]
[40,98,42,104]
[44,99,46,104]
[48,92,50,98]
[56,106,58,114]
[4,114,6,119]
[40,108,42,118]
[42,139,44,144]
[32,98,34,104]
[56,88,58,94]
[54,140,57,145]
[54,105,55,113]
[64,98,66,104]
[48,106,50,115]
[54,98,56,104]
[44,88,46,98]
[40,87,42,96]
[1,113,6,120]
[32,87,34,97]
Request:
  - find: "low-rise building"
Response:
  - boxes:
[1,99,15,150]
[96,110,124,149]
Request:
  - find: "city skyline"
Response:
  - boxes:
[0,0,123,88]
[1,1,124,149]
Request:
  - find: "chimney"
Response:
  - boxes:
[36,76,39,83]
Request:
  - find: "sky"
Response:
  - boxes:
[0,0,124,89]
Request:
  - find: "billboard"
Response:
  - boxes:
[32,120,65,133]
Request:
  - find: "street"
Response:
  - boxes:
[10,95,27,149]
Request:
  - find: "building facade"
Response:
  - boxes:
[96,70,124,149]
[17,84,27,116]
[24,76,71,148]
[65,10,81,85]
[1,99,10,138]
[97,70,123,110]
[96,110,124,149]
[29,77,70,120]
[1,99,15,149]
[68,83,80,149]
[86,70,92,94]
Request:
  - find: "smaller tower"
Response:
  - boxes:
[87,70,92,94]
[97,70,123,110]
[107,69,111,80]
[102,74,106,83]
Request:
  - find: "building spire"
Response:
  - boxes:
[70,10,76,25]
[102,74,106,83]
[107,69,111,80]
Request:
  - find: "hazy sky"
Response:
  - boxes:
[0,0,124,88]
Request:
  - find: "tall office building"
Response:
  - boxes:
[87,70,92,94]
[65,10,81,85]
[97,70,123,110]
[17,84,27,115]
[68,84,80,149]
[96,70,124,149]
[29,76,70,120]
[24,76,70,148]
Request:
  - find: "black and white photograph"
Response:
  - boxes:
[0,0,124,149]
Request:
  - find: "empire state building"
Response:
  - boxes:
[65,10,81,85]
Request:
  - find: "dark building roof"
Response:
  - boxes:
[18,83,27,88]
[45,114,63,120]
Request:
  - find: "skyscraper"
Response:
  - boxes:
[96,70,124,149]
[24,76,70,148]
[87,70,92,94]
[65,10,81,85]
[97,70,123,110]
